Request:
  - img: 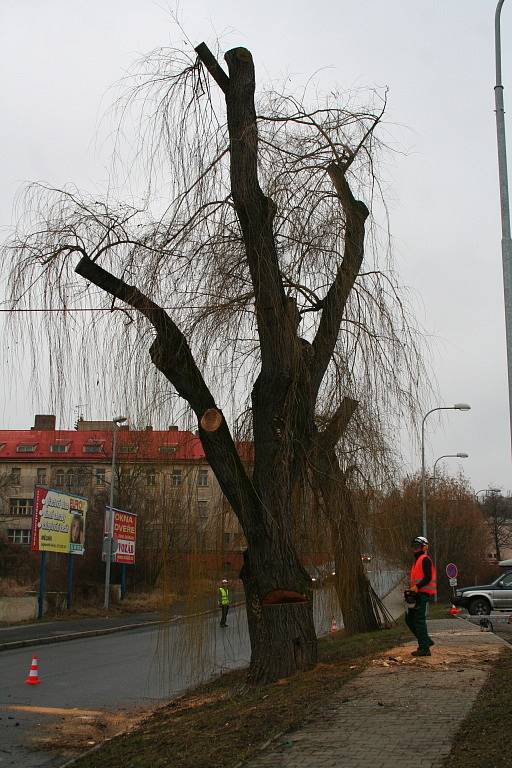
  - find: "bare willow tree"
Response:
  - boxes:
[4,41,426,681]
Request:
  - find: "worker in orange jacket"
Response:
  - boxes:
[405,536,437,656]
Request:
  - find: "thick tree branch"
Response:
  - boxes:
[75,255,260,535]
[198,43,292,370]
[317,397,359,453]
[310,162,369,394]
[195,42,230,94]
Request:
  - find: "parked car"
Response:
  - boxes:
[454,571,512,615]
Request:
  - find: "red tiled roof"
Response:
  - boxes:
[0,429,206,462]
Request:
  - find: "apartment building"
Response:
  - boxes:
[0,414,245,554]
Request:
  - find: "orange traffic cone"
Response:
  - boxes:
[449,605,459,616]
[330,617,337,633]
[25,655,41,685]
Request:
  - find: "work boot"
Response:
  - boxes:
[428,638,435,647]
[411,648,431,657]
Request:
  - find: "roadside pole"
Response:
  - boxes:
[120,564,126,600]
[37,551,47,619]
[104,416,127,610]
[66,553,74,610]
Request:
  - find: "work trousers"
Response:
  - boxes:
[220,604,229,626]
[405,592,433,650]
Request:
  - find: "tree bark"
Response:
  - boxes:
[313,399,382,634]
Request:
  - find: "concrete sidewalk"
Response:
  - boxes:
[242,617,509,768]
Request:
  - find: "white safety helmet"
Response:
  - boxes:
[412,536,429,548]
[222,579,228,584]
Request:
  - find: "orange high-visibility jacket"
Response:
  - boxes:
[410,554,437,596]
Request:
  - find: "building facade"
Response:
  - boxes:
[0,415,245,556]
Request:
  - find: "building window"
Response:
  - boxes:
[9,498,33,516]
[37,468,47,486]
[10,468,21,485]
[66,469,75,490]
[146,469,156,487]
[197,469,209,487]
[83,444,103,454]
[16,444,37,453]
[8,529,31,545]
[171,469,182,487]
[197,501,208,519]
[51,443,69,453]
[224,532,232,547]
[55,469,65,488]
[159,445,177,455]
[118,445,138,454]
[95,468,106,486]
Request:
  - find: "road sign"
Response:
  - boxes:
[449,577,458,587]
[446,563,458,579]
[104,507,137,564]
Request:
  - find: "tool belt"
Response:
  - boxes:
[404,589,417,607]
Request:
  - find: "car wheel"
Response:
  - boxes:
[468,597,491,615]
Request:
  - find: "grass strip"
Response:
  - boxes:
[72,620,409,768]
[443,647,512,768]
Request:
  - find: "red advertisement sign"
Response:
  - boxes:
[104,507,137,564]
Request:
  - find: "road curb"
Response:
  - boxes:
[0,601,246,653]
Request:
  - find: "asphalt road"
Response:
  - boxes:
[0,605,252,768]
[0,569,401,768]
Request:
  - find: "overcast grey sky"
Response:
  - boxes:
[0,0,510,492]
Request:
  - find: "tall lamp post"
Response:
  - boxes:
[495,1,512,447]
[104,416,127,610]
[421,404,471,538]
[430,453,469,599]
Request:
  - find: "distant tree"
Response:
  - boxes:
[480,492,512,562]
[377,473,496,593]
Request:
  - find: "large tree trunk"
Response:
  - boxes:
[313,400,382,634]
[330,492,381,634]
[240,540,317,683]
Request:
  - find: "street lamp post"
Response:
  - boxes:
[495,1,512,449]
[104,416,127,610]
[421,404,471,538]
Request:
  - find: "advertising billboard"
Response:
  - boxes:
[104,507,137,564]
[31,486,88,555]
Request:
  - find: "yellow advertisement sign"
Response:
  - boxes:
[31,486,88,555]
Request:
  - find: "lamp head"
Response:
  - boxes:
[453,403,471,411]
[457,453,469,458]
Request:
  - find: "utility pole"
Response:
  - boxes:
[104,416,127,610]
[495,1,512,448]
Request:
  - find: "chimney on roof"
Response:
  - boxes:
[168,425,178,431]
[32,414,56,431]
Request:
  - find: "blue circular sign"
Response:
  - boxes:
[446,563,458,579]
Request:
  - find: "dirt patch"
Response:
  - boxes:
[374,641,502,669]
[27,707,148,755]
